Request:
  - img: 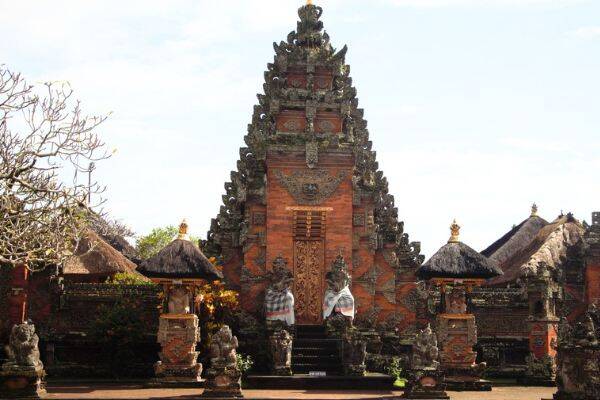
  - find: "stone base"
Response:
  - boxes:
[444,377,492,391]
[272,366,292,376]
[201,368,243,399]
[344,365,366,376]
[154,361,202,382]
[0,365,46,399]
[401,369,449,400]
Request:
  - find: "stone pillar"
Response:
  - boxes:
[154,314,202,383]
[0,322,46,399]
[435,280,490,391]
[202,325,243,399]
[522,264,560,385]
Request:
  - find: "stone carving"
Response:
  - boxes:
[305,141,318,169]
[202,325,243,398]
[411,324,440,370]
[274,169,347,205]
[524,354,556,382]
[167,286,191,314]
[269,329,293,376]
[402,324,448,399]
[0,322,46,399]
[4,322,42,368]
[343,329,367,376]
[554,306,600,400]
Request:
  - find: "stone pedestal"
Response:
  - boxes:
[0,365,46,399]
[342,330,366,376]
[154,314,202,383]
[437,312,490,390]
[401,369,449,400]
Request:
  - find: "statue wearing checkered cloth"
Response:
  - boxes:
[264,256,295,325]
[323,254,355,321]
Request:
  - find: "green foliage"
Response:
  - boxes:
[385,356,402,380]
[136,225,199,259]
[236,353,253,375]
[106,272,154,286]
[88,283,149,376]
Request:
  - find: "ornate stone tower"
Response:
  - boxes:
[203,2,423,332]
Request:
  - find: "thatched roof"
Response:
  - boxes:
[417,241,503,280]
[98,232,140,264]
[138,238,223,281]
[486,214,584,286]
[481,215,548,268]
[63,230,144,278]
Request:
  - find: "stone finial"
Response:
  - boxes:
[177,219,189,240]
[306,0,313,4]
[531,203,538,217]
[448,219,460,243]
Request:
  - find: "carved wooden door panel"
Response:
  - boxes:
[294,240,324,325]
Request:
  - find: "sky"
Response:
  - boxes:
[1,0,599,258]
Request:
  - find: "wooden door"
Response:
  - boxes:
[292,209,326,325]
[294,240,324,324]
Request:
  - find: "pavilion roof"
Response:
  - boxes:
[417,221,502,280]
[138,221,223,281]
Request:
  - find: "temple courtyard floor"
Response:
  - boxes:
[44,383,556,400]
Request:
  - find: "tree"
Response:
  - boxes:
[136,225,201,260]
[0,66,109,270]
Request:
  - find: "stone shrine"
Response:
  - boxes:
[417,221,502,391]
[139,220,223,384]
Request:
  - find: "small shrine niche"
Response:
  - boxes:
[138,220,223,383]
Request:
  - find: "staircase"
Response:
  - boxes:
[292,325,343,375]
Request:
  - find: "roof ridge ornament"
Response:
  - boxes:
[177,219,189,240]
[531,203,538,217]
[448,219,460,243]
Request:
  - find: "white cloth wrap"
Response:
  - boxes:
[322,285,355,319]
[265,288,295,325]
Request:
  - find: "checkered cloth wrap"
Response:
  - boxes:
[265,288,295,325]
[323,286,354,319]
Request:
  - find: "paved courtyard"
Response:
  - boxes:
[45,383,556,400]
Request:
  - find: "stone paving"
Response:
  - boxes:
[44,383,556,400]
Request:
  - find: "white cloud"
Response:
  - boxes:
[569,26,600,39]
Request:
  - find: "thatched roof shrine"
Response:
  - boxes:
[417,220,503,280]
[481,204,548,270]
[486,212,584,286]
[138,220,223,281]
[63,230,146,280]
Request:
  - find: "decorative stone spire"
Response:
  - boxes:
[448,219,461,243]
[531,203,538,217]
[177,219,189,240]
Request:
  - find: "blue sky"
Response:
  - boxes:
[1,0,598,257]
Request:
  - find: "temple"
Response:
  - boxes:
[202,2,423,334]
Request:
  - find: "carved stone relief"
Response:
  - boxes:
[275,169,348,205]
